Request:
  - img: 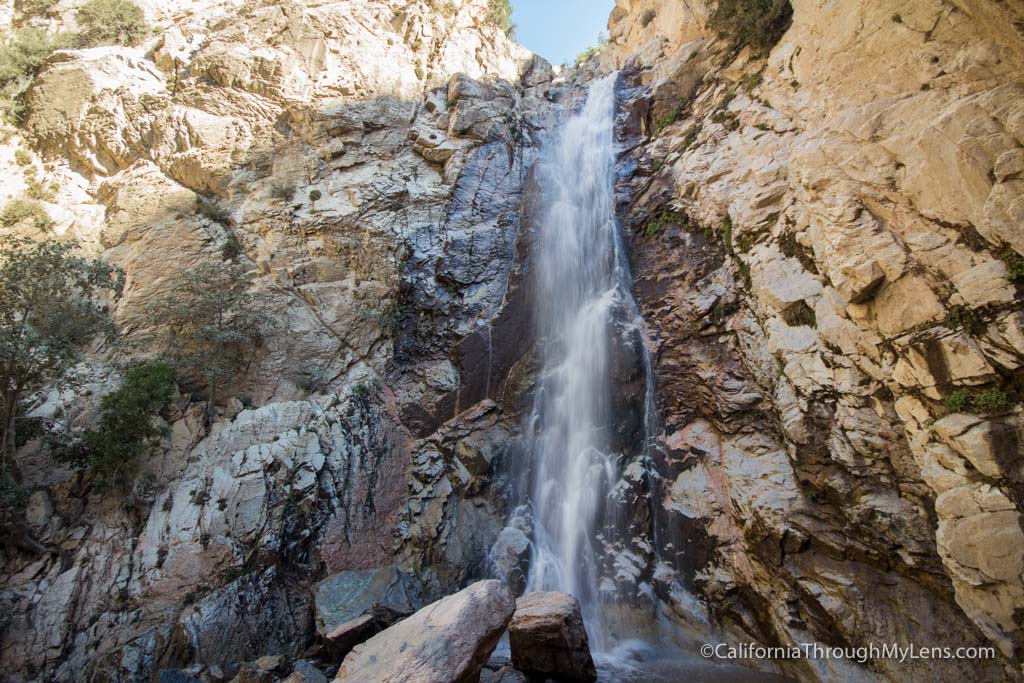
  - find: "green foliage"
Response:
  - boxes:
[575,32,608,65]
[196,196,231,225]
[0,237,124,473]
[14,148,30,166]
[24,172,58,202]
[943,387,1013,414]
[0,198,52,231]
[721,215,734,253]
[640,9,657,27]
[146,262,266,411]
[781,301,817,328]
[484,0,515,36]
[76,0,148,47]
[641,211,689,240]
[0,27,75,124]
[739,71,764,92]
[999,250,1024,282]
[944,304,985,335]
[309,189,322,202]
[221,233,242,261]
[15,0,59,19]
[709,0,793,53]
[678,123,702,151]
[55,362,176,490]
[269,180,295,202]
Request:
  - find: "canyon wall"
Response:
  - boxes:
[2,0,1023,681]
[0,1,568,680]
[603,0,1024,680]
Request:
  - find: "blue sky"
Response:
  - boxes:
[511,0,616,66]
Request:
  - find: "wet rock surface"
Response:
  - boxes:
[508,592,597,683]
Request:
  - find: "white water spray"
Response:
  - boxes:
[525,74,648,651]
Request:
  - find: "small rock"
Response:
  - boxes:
[508,592,596,683]
[284,660,328,683]
[157,670,202,683]
[480,665,528,683]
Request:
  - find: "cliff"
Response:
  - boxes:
[1,0,1023,681]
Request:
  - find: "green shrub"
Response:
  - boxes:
[575,32,608,65]
[15,0,59,19]
[221,233,242,261]
[0,198,52,231]
[943,387,1014,414]
[944,304,985,335]
[14,148,31,166]
[709,0,793,53]
[55,361,177,490]
[0,27,74,124]
[76,0,148,47]
[196,196,231,225]
[999,250,1024,282]
[24,173,58,201]
[485,0,515,36]
[309,189,322,202]
[971,388,1012,413]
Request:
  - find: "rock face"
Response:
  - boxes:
[0,1,563,681]
[4,0,1024,681]
[598,0,1024,680]
[334,579,514,683]
[314,566,412,655]
[508,592,597,683]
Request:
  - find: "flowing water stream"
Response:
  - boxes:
[512,71,790,683]
[524,72,651,652]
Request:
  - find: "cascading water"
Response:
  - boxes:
[524,73,655,652]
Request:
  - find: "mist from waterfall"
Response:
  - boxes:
[524,73,650,652]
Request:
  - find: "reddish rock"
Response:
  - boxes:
[508,592,596,683]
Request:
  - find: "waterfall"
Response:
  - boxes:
[524,73,653,652]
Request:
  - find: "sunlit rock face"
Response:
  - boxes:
[606,0,1024,679]
[0,1,573,680]
[3,0,1023,680]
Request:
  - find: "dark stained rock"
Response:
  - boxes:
[508,592,597,683]
[314,566,411,657]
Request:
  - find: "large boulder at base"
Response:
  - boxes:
[314,566,412,656]
[334,579,515,682]
[508,592,597,683]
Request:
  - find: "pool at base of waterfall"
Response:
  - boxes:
[490,637,794,682]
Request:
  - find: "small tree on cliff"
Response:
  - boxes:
[0,237,124,494]
[146,262,266,421]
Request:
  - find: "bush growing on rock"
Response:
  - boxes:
[15,0,59,19]
[0,237,124,485]
[0,198,53,231]
[0,27,75,123]
[485,0,515,36]
[146,262,267,421]
[709,0,793,53]
[75,0,148,47]
[53,361,176,491]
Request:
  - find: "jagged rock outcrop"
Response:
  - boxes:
[601,0,1024,680]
